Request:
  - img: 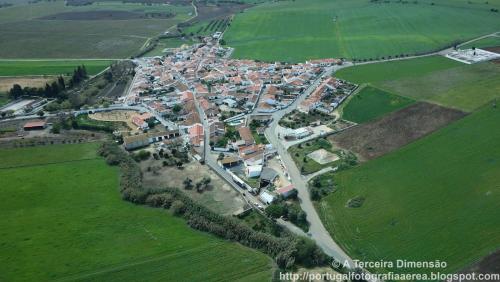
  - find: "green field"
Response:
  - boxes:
[336,56,463,84]
[288,138,340,175]
[318,106,500,276]
[337,56,500,112]
[0,143,273,281]
[341,86,415,123]
[0,1,193,58]
[0,91,8,106]
[224,0,500,62]
[0,60,113,76]
[459,35,500,49]
[143,37,197,57]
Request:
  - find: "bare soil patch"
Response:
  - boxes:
[39,10,174,21]
[484,46,500,54]
[0,77,54,92]
[329,102,466,161]
[89,110,137,130]
[307,148,339,165]
[190,2,251,23]
[453,250,500,282]
[141,159,246,215]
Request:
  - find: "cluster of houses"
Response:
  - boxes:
[124,37,341,152]
[298,77,357,114]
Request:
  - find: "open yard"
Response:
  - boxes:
[341,86,415,124]
[0,76,54,93]
[337,56,500,112]
[288,138,341,175]
[141,159,247,216]
[0,1,193,58]
[318,105,500,276]
[0,60,113,76]
[330,102,465,161]
[0,143,273,281]
[224,0,500,62]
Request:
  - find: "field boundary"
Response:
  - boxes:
[0,157,101,170]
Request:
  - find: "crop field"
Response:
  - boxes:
[337,56,500,112]
[0,1,193,58]
[379,61,500,111]
[335,56,462,84]
[318,106,500,276]
[341,86,414,124]
[224,0,500,62]
[460,35,500,50]
[0,60,113,76]
[0,143,273,281]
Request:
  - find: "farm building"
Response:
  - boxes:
[259,191,276,205]
[286,127,313,140]
[276,185,297,199]
[123,130,180,150]
[238,126,255,146]
[218,156,241,168]
[246,164,263,178]
[260,167,279,187]
[23,120,47,131]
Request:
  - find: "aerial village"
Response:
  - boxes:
[112,35,357,209]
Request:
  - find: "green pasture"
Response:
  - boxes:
[0,143,273,281]
[318,105,500,276]
[341,86,415,123]
[224,0,500,62]
[337,56,500,112]
[0,1,193,58]
[0,60,113,76]
[459,35,500,49]
[335,56,462,84]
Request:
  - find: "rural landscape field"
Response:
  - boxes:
[0,143,273,281]
[224,0,500,62]
[1,0,499,281]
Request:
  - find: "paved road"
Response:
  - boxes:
[264,66,354,266]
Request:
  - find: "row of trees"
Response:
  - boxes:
[97,142,331,269]
[8,65,88,100]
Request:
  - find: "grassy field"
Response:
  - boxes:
[0,91,8,106]
[288,138,340,175]
[0,1,193,58]
[460,35,500,49]
[143,37,197,57]
[0,143,273,281]
[0,60,113,76]
[336,56,463,84]
[318,106,500,276]
[341,86,415,123]
[337,56,500,112]
[224,0,500,62]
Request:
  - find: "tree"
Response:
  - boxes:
[57,76,66,90]
[217,153,224,160]
[9,84,23,99]
[37,110,45,117]
[183,178,193,190]
[172,104,182,113]
[170,200,185,215]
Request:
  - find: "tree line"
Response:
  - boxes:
[97,142,332,270]
[8,65,88,100]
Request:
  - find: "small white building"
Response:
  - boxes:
[223,98,237,108]
[259,191,276,205]
[246,164,263,178]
